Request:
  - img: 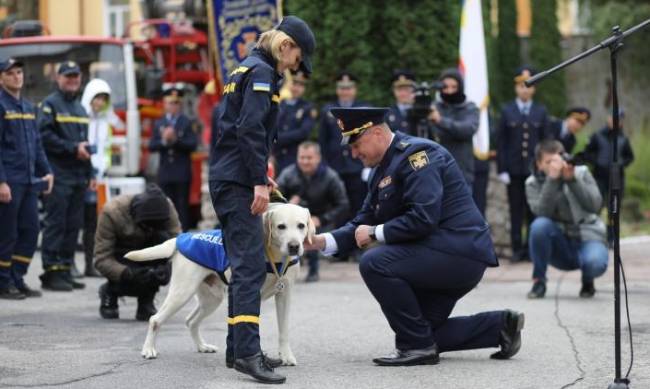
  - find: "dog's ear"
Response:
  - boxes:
[306,209,316,245]
[263,209,274,247]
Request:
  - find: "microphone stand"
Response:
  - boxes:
[526,18,650,389]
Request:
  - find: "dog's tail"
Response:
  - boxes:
[124,238,177,262]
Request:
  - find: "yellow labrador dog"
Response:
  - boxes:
[124,203,315,365]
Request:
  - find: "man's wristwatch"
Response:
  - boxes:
[369,226,377,241]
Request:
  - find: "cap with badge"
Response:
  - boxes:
[336,70,358,89]
[391,69,415,88]
[276,15,316,75]
[0,58,23,73]
[162,82,185,102]
[566,107,591,124]
[514,66,536,84]
[330,107,388,145]
[58,61,81,76]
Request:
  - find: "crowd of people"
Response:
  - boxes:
[0,14,637,385]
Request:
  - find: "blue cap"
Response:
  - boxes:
[58,61,81,76]
[329,107,389,145]
[514,65,536,84]
[276,16,316,75]
[0,58,23,72]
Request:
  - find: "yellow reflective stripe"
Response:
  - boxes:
[227,315,260,325]
[55,115,89,124]
[223,82,236,95]
[0,260,11,268]
[11,255,31,264]
[272,94,280,103]
[4,113,36,120]
[45,264,70,271]
[229,66,249,76]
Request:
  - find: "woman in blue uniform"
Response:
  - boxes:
[208,16,315,385]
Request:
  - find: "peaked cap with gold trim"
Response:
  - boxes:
[329,107,389,145]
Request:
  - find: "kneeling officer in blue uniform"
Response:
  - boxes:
[305,107,525,366]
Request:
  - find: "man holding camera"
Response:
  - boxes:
[0,58,53,299]
[94,184,181,320]
[525,140,608,299]
[38,61,95,290]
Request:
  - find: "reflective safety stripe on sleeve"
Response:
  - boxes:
[226,315,260,325]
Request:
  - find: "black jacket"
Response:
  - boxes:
[149,113,198,184]
[273,98,316,174]
[209,48,281,187]
[276,163,349,229]
[37,88,93,184]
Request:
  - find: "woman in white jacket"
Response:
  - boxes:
[80,78,123,277]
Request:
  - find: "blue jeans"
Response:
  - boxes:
[529,217,608,283]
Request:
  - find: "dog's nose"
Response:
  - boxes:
[288,243,300,255]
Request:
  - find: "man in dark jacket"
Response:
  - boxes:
[149,85,198,231]
[276,141,349,281]
[547,107,591,154]
[273,70,317,175]
[94,184,181,320]
[0,58,53,299]
[429,68,479,186]
[386,69,416,134]
[38,61,94,290]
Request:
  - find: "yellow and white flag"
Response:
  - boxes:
[459,0,490,159]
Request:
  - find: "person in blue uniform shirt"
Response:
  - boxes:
[386,69,415,134]
[38,61,94,291]
[273,70,317,175]
[149,84,198,232]
[209,15,315,385]
[305,107,525,366]
[496,66,549,262]
[319,71,368,220]
[0,58,53,299]
[547,107,591,154]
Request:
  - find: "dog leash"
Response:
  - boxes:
[264,244,291,292]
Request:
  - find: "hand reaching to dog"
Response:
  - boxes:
[303,234,325,251]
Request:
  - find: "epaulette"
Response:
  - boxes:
[396,140,410,151]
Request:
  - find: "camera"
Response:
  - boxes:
[562,151,587,166]
[407,81,444,137]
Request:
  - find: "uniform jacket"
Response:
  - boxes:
[149,113,198,183]
[331,132,497,266]
[0,88,51,184]
[497,100,549,177]
[94,193,181,281]
[525,166,606,243]
[273,98,316,173]
[209,48,281,187]
[584,126,634,177]
[431,100,480,184]
[386,104,411,134]
[276,163,349,229]
[318,100,367,175]
[37,88,93,184]
[547,117,577,154]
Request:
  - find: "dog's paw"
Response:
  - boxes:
[279,349,297,366]
[141,347,158,359]
[197,343,218,353]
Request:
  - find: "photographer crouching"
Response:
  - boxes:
[525,140,608,299]
[94,184,181,320]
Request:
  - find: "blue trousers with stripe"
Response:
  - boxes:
[359,243,505,352]
[0,183,39,289]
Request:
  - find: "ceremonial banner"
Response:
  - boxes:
[459,0,490,159]
[208,0,281,86]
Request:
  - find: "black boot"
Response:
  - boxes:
[84,258,102,278]
[40,271,73,292]
[579,281,596,298]
[16,283,42,298]
[99,283,119,319]
[490,310,525,360]
[136,294,157,321]
[234,352,286,384]
[227,351,283,369]
[61,270,85,289]
[0,285,26,300]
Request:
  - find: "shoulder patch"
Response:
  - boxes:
[253,82,271,92]
[408,150,429,171]
[396,140,410,151]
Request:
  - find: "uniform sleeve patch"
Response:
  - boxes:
[253,82,271,92]
[408,150,429,171]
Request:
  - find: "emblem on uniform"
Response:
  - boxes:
[378,176,392,189]
[296,108,304,120]
[310,108,318,119]
[408,151,429,171]
[68,61,76,67]
[337,119,345,131]
[388,114,395,122]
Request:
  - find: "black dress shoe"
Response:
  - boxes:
[490,310,525,360]
[61,272,85,289]
[40,271,73,291]
[527,281,546,299]
[17,284,42,298]
[227,351,283,369]
[579,281,596,298]
[372,345,439,366]
[0,285,26,300]
[234,352,286,384]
